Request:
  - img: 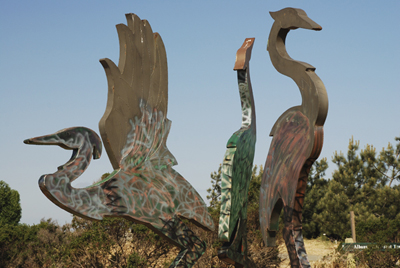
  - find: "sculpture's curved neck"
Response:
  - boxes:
[237,67,256,132]
[234,38,256,132]
[39,132,111,220]
[268,23,328,126]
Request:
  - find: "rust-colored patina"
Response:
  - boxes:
[259,8,328,268]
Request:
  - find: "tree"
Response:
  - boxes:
[0,180,21,225]
[302,158,329,238]
[313,180,350,239]
[378,137,400,187]
[0,218,68,268]
[314,137,400,240]
[207,165,222,216]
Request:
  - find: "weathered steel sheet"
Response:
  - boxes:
[259,8,328,268]
[25,14,213,268]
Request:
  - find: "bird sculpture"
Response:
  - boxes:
[218,38,256,267]
[24,14,214,268]
[259,8,328,268]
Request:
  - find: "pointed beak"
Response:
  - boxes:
[271,8,322,31]
[297,13,322,31]
[23,138,34,144]
[24,134,58,145]
[24,133,73,150]
[234,38,255,70]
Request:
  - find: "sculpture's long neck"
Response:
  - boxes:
[39,134,110,220]
[268,23,328,126]
[238,67,256,132]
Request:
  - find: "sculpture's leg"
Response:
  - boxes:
[293,228,310,268]
[283,207,310,268]
[283,207,299,267]
[160,215,206,268]
[218,218,256,268]
[282,206,300,268]
[292,167,311,268]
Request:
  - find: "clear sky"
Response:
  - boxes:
[1,1,399,225]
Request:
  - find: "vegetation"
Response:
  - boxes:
[0,136,399,267]
[302,136,400,267]
[0,180,21,226]
[0,216,174,268]
[303,136,400,242]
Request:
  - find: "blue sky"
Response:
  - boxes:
[1,1,399,225]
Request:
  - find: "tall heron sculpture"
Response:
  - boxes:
[259,8,328,268]
[218,38,256,267]
[24,14,214,268]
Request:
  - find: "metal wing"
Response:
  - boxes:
[99,14,169,169]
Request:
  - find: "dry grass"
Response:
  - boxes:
[304,238,337,256]
[279,237,338,267]
[278,238,400,268]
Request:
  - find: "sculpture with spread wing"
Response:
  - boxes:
[24,14,214,268]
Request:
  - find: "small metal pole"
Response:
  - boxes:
[350,211,356,243]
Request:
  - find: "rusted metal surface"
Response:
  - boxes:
[259,8,328,268]
[24,14,213,268]
[218,38,256,267]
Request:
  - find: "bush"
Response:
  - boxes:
[357,244,400,268]
[356,217,400,243]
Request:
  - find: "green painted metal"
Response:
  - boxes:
[218,38,257,267]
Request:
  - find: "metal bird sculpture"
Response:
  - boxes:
[259,8,328,268]
[24,14,214,268]
[218,38,256,267]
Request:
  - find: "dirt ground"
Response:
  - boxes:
[279,237,337,267]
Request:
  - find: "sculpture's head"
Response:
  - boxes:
[24,127,102,159]
[270,8,321,31]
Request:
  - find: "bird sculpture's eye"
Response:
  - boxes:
[63,132,72,140]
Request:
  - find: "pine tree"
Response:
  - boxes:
[302,158,328,238]
[207,164,222,214]
[378,137,400,187]
[313,137,400,240]
[314,179,350,238]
